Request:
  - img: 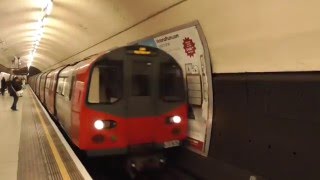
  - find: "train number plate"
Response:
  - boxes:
[164,140,180,148]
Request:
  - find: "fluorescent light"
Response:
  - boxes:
[42,17,49,26]
[46,1,53,15]
[29,0,52,69]
[29,52,34,59]
[37,27,44,36]
[41,0,51,10]
[35,34,42,41]
[37,18,44,28]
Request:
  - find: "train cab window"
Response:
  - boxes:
[132,61,151,96]
[160,62,185,101]
[88,61,123,104]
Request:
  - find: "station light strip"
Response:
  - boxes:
[28,0,53,69]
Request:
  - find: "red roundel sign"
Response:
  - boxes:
[183,37,196,57]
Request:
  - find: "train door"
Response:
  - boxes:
[127,58,155,116]
[126,56,157,144]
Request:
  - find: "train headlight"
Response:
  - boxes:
[172,116,182,123]
[94,120,117,130]
[94,120,105,130]
[168,116,182,124]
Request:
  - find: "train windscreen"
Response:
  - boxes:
[160,62,185,102]
[88,61,123,104]
[131,61,151,96]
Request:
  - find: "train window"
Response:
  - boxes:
[46,78,51,89]
[62,78,68,96]
[88,61,123,104]
[40,78,45,90]
[57,77,66,95]
[52,77,58,91]
[69,76,75,100]
[160,62,185,101]
[132,61,151,96]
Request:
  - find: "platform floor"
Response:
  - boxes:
[0,87,91,180]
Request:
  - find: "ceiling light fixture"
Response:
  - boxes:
[45,1,53,15]
[29,0,53,70]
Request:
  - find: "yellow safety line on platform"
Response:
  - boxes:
[29,90,71,180]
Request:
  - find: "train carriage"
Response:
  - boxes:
[35,74,42,97]
[45,66,64,116]
[29,45,187,157]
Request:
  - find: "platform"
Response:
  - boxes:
[0,87,91,180]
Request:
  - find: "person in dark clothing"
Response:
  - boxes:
[1,77,5,96]
[8,77,22,111]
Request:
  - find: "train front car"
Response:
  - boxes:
[78,46,188,159]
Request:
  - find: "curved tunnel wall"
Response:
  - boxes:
[47,0,320,73]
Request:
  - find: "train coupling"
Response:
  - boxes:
[126,153,166,178]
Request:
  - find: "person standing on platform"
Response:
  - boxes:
[1,77,6,96]
[8,77,22,111]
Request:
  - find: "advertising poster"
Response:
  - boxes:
[135,24,213,156]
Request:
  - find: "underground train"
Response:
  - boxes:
[28,45,188,158]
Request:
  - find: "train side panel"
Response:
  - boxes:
[40,71,51,103]
[44,71,53,107]
[56,65,75,136]
[54,57,97,146]
[35,74,42,97]
[71,58,98,147]
[45,70,55,111]
[50,66,65,116]
[39,73,45,102]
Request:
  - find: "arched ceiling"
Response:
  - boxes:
[0,0,183,71]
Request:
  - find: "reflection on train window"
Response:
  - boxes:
[160,62,184,101]
[88,61,122,104]
[132,61,151,96]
